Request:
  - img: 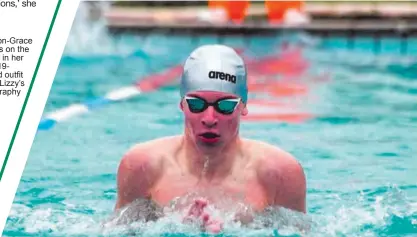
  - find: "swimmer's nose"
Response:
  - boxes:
[201,106,218,128]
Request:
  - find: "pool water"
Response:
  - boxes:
[4,17,417,237]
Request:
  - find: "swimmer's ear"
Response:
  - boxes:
[241,103,248,116]
[179,100,184,111]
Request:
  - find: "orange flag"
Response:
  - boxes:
[208,0,250,24]
[265,1,303,24]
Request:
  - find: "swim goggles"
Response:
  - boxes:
[184,96,241,115]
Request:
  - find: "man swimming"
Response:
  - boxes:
[114,44,307,233]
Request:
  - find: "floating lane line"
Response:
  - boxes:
[37,48,297,131]
[37,65,183,131]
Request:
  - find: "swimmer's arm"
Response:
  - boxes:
[274,160,306,214]
[112,150,165,225]
[114,149,155,211]
[258,154,306,213]
[259,155,309,232]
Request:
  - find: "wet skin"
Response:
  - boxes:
[115,91,306,233]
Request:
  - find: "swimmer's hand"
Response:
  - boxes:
[233,206,254,225]
[111,198,163,225]
[182,198,223,234]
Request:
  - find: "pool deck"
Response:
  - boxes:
[103,2,417,36]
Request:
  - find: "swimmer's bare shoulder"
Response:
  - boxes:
[244,139,307,213]
[115,135,181,210]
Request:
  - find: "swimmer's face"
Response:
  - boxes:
[180,91,248,149]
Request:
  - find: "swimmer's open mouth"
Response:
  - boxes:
[200,132,220,139]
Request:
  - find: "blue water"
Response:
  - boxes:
[4,14,417,237]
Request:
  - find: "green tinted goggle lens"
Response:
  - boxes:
[185,96,240,115]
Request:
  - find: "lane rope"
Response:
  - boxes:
[37,47,305,131]
[37,65,183,131]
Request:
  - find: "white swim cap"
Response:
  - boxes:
[180,44,248,103]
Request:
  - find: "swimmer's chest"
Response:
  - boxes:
[150,170,267,210]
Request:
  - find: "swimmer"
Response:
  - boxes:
[114,44,307,233]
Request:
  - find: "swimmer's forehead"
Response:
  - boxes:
[186,91,239,101]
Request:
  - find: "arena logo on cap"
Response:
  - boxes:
[208,71,236,84]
